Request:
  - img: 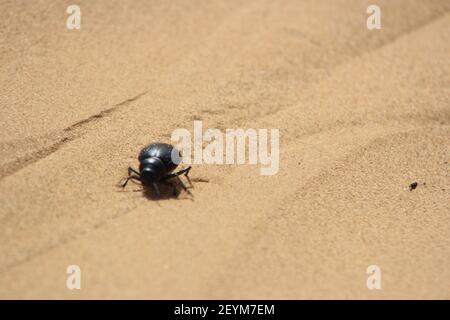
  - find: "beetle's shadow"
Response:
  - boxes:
[140,179,191,201]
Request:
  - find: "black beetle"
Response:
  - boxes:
[121,143,192,197]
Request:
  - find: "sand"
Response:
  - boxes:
[0,0,449,299]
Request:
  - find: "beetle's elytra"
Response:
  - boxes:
[121,143,192,197]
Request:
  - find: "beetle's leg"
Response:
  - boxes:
[162,166,193,187]
[183,167,193,188]
[185,174,193,188]
[180,166,192,178]
[161,177,191,196]
[121,175,141,188]
[176,176,193,196]
[152,182,161,197]
[128,166,140,176]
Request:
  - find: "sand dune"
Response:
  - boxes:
[0,0,449,298]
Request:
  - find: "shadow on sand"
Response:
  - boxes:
[117,177,193,201]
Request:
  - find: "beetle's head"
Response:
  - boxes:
[140,167,157,185]
[139,157,165,185]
